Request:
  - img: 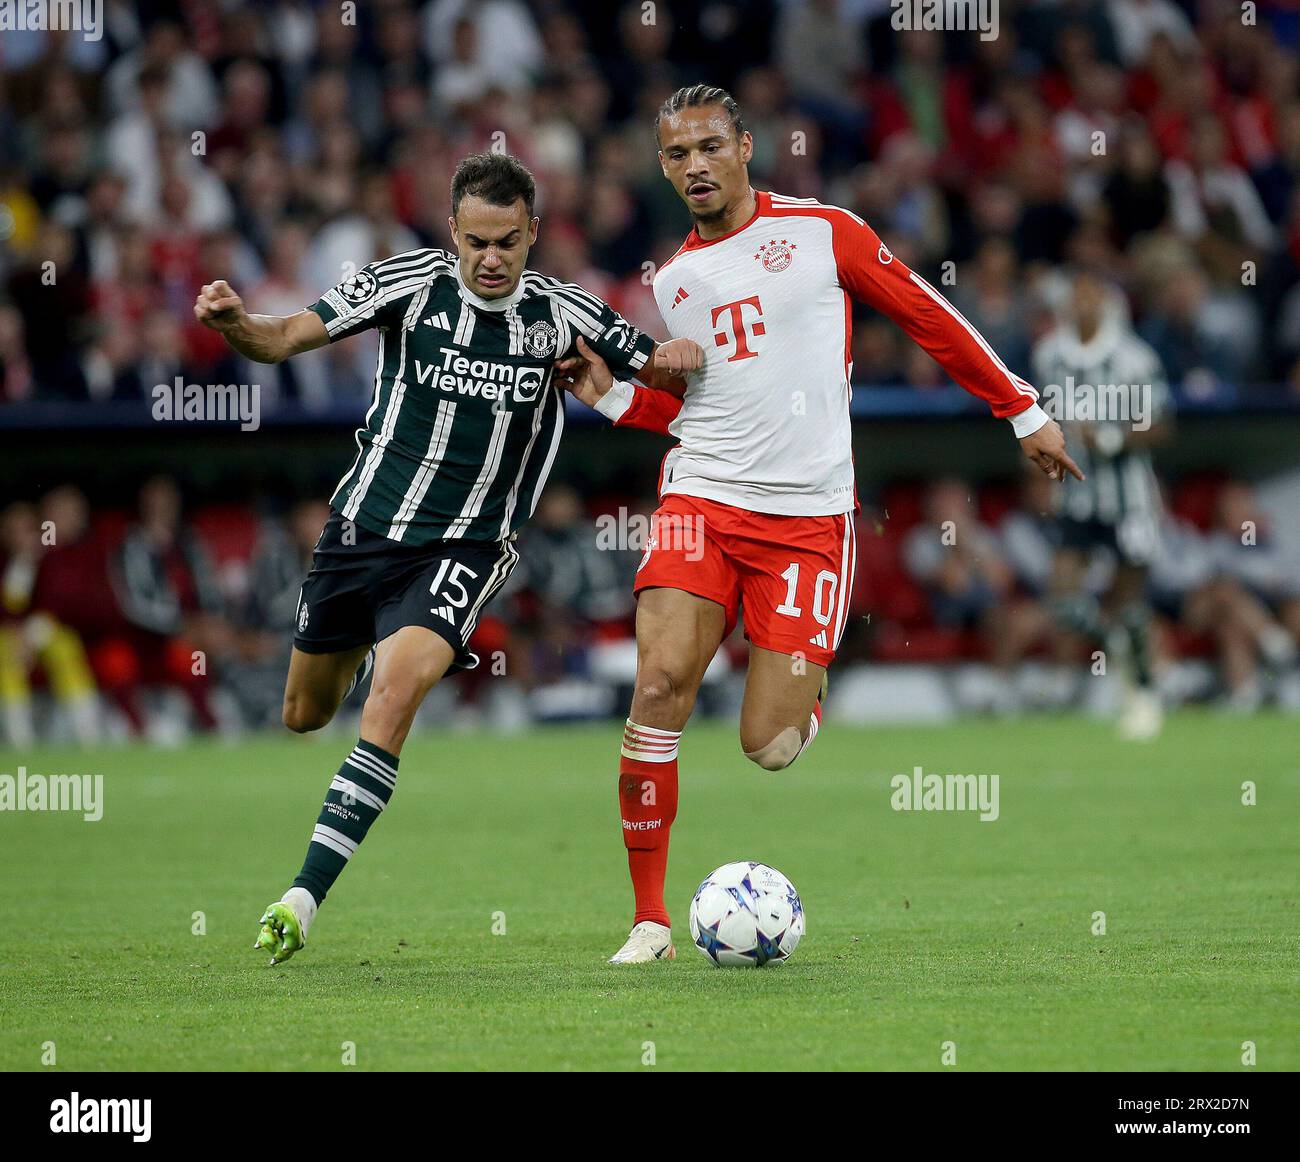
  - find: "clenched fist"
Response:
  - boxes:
[652,337,704,375]
[194,280,245,331]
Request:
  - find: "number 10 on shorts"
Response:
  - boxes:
[775,562,837,626]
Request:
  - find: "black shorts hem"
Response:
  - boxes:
[292,634,373,655]
[375,619,480,673]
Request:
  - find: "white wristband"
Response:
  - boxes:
[1009,402,1050,439]
[593,379,635,422]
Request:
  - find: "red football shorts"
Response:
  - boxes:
[633,493,856,668]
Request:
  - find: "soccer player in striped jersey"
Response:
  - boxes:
[194,153,702,963]
[1032,268,1172,739]
[556,85,1083,964]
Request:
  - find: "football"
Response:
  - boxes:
[688,861,805,966]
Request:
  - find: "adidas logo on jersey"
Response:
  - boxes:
[670,286,689,309]
[422,311,452,330]
[809,630,828,648]
[430,605,456,623]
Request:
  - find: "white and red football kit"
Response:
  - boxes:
[596,189,1049,666]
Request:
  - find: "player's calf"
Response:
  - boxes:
[742,724,805,770]
[360,628,455,754]
[743,707,825,771]
[741,711,820,770]
[282,692,337,734]
[739,667,827,771]
[282,644,374,734]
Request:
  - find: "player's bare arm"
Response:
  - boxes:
[194,280,329,363]
[554,335,700,407]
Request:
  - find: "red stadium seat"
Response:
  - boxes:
[190,504,260,567]
[1170,474,1228,532]
[978,481,1018,528]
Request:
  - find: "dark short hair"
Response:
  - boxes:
[655,84,746,146]
[450,152,536,218]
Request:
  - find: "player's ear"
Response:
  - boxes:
[447,215,458,247]
[739,131,753,165]
[528,216,539,247]
[657,150,669,180]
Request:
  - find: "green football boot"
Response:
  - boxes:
[254,902,305,966]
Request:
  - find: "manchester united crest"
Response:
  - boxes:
[754,239,796,272]
[524,320,558,358]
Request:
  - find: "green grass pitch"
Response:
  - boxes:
[1,713,1295,1071]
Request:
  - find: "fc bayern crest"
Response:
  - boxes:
[524,320,558,358]
[754,239,796,272]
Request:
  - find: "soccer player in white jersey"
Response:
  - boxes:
[556,84,1083,964]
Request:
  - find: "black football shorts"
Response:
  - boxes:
[1058,514,1160,569]
[292,510,519,670]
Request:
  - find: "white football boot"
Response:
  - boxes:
[608,921,676,964]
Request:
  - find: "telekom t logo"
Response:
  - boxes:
[711,296,765,362]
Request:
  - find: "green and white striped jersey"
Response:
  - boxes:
[1031,315,1170,533]
[309,248,654,545]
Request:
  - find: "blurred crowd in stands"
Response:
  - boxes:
[3,469,1300,743]
[5,0,1300,406]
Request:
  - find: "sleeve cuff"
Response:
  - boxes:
[1009,402,1050,439]
[593,379,635,423]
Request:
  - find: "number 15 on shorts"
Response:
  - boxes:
[428,558,480,620]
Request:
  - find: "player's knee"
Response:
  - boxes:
[365,672,430,723]
[282,694,333,734]
[742,724,803,771]
[634,664,690,716]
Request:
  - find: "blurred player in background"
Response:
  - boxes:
[1033,268,1172,740]
[0,500,100,747]
[195,153,701,964]
[557,84,1083,964]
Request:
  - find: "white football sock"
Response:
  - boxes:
[281,886,318,937]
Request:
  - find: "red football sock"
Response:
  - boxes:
[618,720,680,927]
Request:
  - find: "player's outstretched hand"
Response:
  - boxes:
[1020,418,1085,482]
[553,334,612,408]
[194,280,245,331]
[653,337,703,375]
